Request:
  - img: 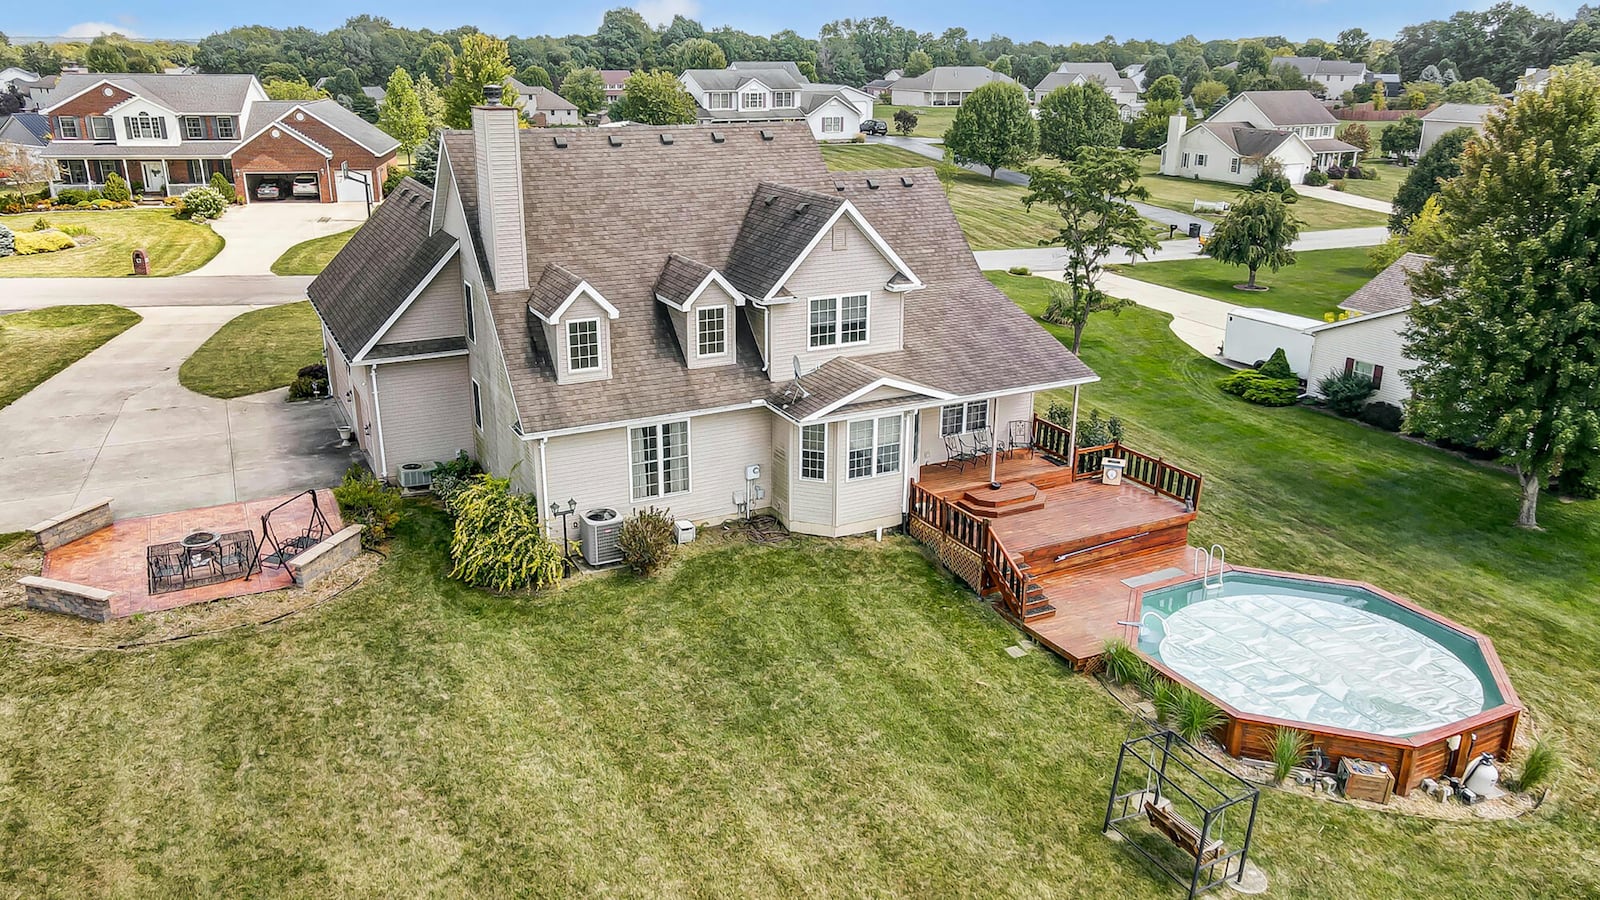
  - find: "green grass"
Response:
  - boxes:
[1109,247,1376,319]
[0,305,141,409]
[1136,155,1390,230]
[822,143,1073,251]
[271,227,358,276]
[1328,161,1406,204]
[178,301,323,399]
[0,209,223,277]
[872,103,958,138]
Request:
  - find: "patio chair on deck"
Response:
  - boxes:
[217,531,257,577]
[1006,419,1033,459]
[968,428,994,459]
[943,435,975,471]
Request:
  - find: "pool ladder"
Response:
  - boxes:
[1192,544,1227,590]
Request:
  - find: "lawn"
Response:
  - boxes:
[871,103,958,138]
[822,143,1069,251]
[1329,160,1407,204]
[0,209,223,277]
[1109,247,1376,319]
[1136,155,1390,231]
[271,227,358,276]
[178,301,323,399]
[0,305,141,409]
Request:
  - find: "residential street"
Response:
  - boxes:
[0,275,313,311]
[972,225,1387,272]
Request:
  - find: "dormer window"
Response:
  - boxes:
[742,91,767,110]
[55,116,79,139]
[216,116,237,139]
[567,320,601,372]
[696,306,727,357]
[182,116,205,139]
[88,116,112,140]
[124,112,167,140]
[709,92,733,110]
[772,91,796,108]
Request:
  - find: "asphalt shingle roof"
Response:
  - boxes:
[307,178,458,360]
[892,66,1015,93]
[1340,253,1428,314]
[1421,103,1497,124]
[47,72,258,115]
[723,183,845,299]
[242,99,399,155]
[1033,63,1137,95]
[1237,91,1338,126]
[528,264,587,320]
[1199,122,1293,156]
[654,254,716,305]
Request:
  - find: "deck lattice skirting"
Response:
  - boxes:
[909,517,984,590]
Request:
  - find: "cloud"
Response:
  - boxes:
[62,21,141,39]
[633,0,700,28]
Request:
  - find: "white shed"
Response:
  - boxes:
[1222,307,1320,376]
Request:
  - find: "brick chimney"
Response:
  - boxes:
[1160,114,1188,177]
[471,83,528,292]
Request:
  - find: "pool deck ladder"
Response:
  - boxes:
[1192,544,1227,590]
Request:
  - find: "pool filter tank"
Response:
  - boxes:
[1462,753,1504,800]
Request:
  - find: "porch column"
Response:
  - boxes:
[987,397,1000,489]
[1066,385,1081,463]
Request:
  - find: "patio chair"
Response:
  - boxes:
[147,542,187,593]
[1006,419,1033,459]
[218,532,255,577]
[943,434,975,471]
[968,428,994,458]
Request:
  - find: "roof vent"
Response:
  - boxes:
[608,135,623,147]
[901,176,914,187]
[553,136,567,148]
[759,129,774,141]
[710,131,725,143]
[866,178,880,190]
[763,194,777,206]
[833,180,847,192]
[660,133,674,145]
[794,202,810,216]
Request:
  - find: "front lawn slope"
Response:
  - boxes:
[179,301,322,399]
[0,304,141,409]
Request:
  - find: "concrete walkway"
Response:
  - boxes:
[1097,272,1234,358]
[189,200,368,276]
[1297,185,1395,215]
[0,305,359,530]
[0,275,313,310]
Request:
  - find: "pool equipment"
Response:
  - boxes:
[1462,753,1504,800]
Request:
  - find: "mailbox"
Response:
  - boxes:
[131,249,149,276]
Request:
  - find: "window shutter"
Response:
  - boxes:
[1371,365,1384,389]
[1344,357,1355,375]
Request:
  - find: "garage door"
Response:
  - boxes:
[336,170,372,203]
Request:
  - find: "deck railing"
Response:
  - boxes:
[908,481,1035,619]
[1031,416,1205,511]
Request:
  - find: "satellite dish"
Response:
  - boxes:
[792,355,803,380]
[787,355,810,404]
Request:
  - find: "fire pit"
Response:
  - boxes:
[181,531,220,550]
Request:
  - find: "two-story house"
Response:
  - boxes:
[307,105,1093,542]
[1218,57,1368,99]
[679,62,874,141]
[1160,90,1360,185]
[506,79,580,126]
[1030,63,1143,120]
[40,72,398,203]
[600,70,632,108]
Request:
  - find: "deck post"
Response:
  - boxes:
[1066,385,1081,464]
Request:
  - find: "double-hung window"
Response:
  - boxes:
[1353,360,1376,380]
[630,421,690,499]
[847,416,902,480]
[55,116,79,139]
[88,116,113,140]
[470,380,483,430]
[215,116,237,139]
[1194,153,1208,167]
[800,423,826,480]
[939,400,988,436]
[463,282,476,342]
[182,116,205,140]
[821,116,844,133]
[696,306,727,357]
[1230,158,1241,174]
[567,319,600,372]
[808,294,868,349]
[709,92,733,110]
[772,91,795,107]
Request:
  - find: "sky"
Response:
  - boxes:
[6,1,1585,46]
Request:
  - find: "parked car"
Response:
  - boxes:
[860,119,887,136]
[291,174,319,198]
[254,180,281,200]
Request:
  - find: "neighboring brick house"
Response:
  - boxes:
[40,73,397,203]
[306,104,1094,541]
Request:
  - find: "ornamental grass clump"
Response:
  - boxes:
[1267,726,1311,784]
[1172,685,1223,744]
[448,475,563,592]
[618,506,677,576]
[1100,639,1148,687]
[1514,740,1559,792]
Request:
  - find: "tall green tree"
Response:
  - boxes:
[1144,74,1183,104]
[517,65,553,89]
[1021,148,1160,352]
[1204,192,1303,290]
[943,81,1036,179]
[416,40,454,82]
[673,38,726,71]
[1036,82,1121,161]
[443,33,514,129]
[378,67,428,162]
[1405,65,1600,527]
[263,78,326,101]
[1390,126,1476,230]
[903,49,932,78]
[561,67,607,117]
[415,73,445,131]
[610,70,696,124]
[1380,114,1424,159]
[1444,77,1501,103]
[1336,28,1372,62]
[1235,40,1272,77]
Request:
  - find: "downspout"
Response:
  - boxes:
[369,363,388,478]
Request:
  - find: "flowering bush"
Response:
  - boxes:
[179,186,227,220]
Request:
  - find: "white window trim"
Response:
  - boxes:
[182,116,205,140]
[1353,360,1377,380]
[742,91,768,110]
[1230,158,1241,174]
[807,293,870,350]
[1181,152,1190,167]
[216,116,237,139]
[939,400,989,436]
[846,415,902,481]
[566,317,602,373]
[821,116,844,134]
[799,422,827,482]
[55,116,79,139]
[470,379,483,431]
[88,116,112,140]
[1194,153,1208,167]
[695,304,729,359]
[709,91,733,110]
[772,90,796,108]
[628,419,693,502]
[463,281,476,343]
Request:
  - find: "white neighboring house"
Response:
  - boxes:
[506,79,580,126]
[1418,103,1497,155]
[1160,91,1359,185]
[1123,63,1148,92]
[1030,63,1143,120]
[889,67,1014,107]
[1218,57,1368,99]
[1515,67,1555,94]
[1305,253,1429,408]
[1,67,41,92]
[680,62,872,141]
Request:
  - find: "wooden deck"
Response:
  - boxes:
[913,447,1200,668]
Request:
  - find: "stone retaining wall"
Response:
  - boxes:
[29,498,113,551]
[287,525,364,587]
[19,576,116,622]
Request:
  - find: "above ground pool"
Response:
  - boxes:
[1137,571,1505,738]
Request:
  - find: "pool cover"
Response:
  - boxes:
[1151,592,1485,737]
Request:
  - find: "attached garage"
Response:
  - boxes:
[228,100,399,205]
[244,171,322,202]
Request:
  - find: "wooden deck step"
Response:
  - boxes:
[957,483,1044,519]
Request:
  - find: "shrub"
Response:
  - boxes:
[383,167,406,195]
[297,362,327,380]
[430,450,480,480]
[102,172,131,203]
[12,230,77,255]
[179,186,227,220]
[0,222,12,257]
[1326,164,1346,180]
[33,216,51,231]
[59,223,91,236]
[428,451,482,515]
[1172,686,1223,744]
[1219,370,1299,406]
[1267,726,1310,784]
[54,188,100,205]
[286,375,320,399]
[0,197,24,214]
[90,199,117,209]
[893,108,918,135]
[1344,165,1365,180]
[1358,401,1404,432]
[1303,169,1329,187]
[1258,347,1294,380]
[1047,404,1125,446]
[1007,265,1031,275]
[1317,369,1376,416]
[618,506,677,575]
[209,171,237,204]
[448,475,564,591]
[1100,639,1149,686]
[1514,740,1559,792]
[332,464,402,548]
[1152,679,1180,723]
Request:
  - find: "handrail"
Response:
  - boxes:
[909,480,1036,618]
[1030,416,1205,511]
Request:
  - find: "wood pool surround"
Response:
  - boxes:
[1124,566,1523,796]
[908,420,1521,796]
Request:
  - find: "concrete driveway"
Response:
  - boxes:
[0,305,360,531]
[0,275,313,311]
[187,200,368,276]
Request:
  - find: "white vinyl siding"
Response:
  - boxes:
[381,257,467,344]
[918,393,1032,466]
[807,294,868,349]
[765,217,902,375]
[1306,312,1416,408]
[371,356,475,474]
[630,421,690,500]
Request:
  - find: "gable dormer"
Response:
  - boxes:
[654,254,743,369]
[529,263,619,385]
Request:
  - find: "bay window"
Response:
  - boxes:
[848,416,902,480]
[630,421,690,499]
[800,423,826,481]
